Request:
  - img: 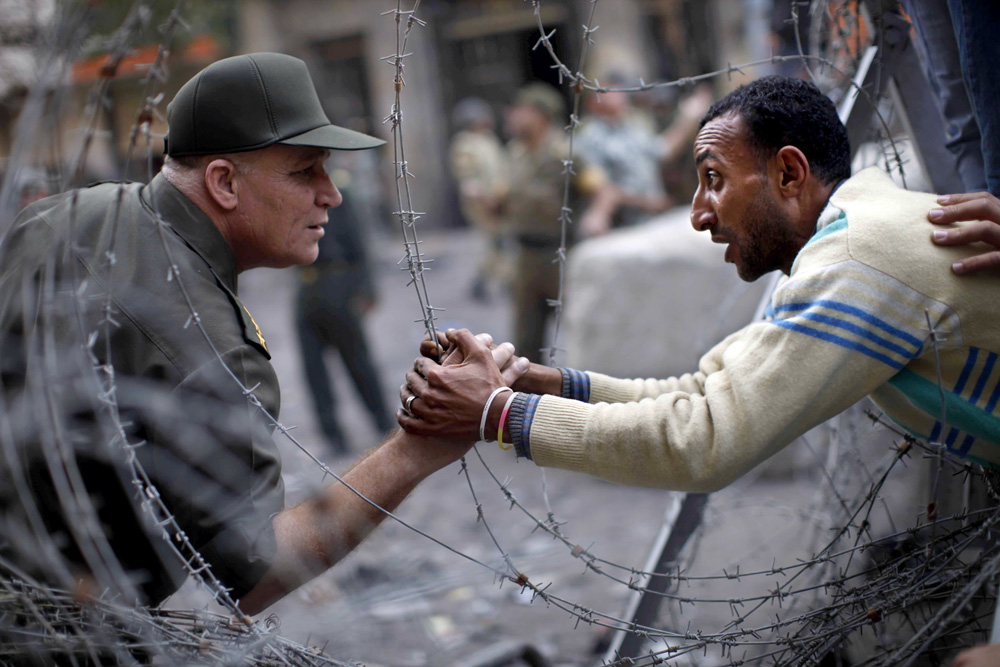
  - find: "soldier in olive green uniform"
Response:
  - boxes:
[503,84,569,364]
[1,171,288,604]
[0,53,485,614]
[448,98,510,301]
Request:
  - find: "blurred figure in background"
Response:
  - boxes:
[14,167,51,211]
[769,0,812,79]
[448,97,509,303]
[901,0,996,195]
[295,170,394,456]
[502,83,569,364]
[576,75,712,237]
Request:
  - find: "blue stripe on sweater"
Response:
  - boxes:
[956,433,976,456]
[887,368,1000,444]
[774,320,905,369]
[986,372,1000,414]
[928,349,999,454]
[789,311,915,359]
[774,300,923,350]
[954,348,979,395]
[970,352,998,404]
[938,348,977,449]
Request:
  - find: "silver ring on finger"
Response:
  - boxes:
[404,394,418,413]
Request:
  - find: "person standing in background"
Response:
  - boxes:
[448,98,510,303]
[576,76,711,237]
[14,167,51,211]
[502,83,569,364]
[295,173,395,455]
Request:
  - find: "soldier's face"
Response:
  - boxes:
[232,145,341,270]
[505,105,547,139]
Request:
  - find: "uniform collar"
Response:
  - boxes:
[142,173,239,292]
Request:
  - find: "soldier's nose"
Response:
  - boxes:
[319,180,342,209]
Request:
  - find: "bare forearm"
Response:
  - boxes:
[238,431,463,614]
[512,362,562,397]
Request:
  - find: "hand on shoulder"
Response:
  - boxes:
[929,191,1000,274]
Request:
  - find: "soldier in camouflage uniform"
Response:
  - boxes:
[503,83,568,364]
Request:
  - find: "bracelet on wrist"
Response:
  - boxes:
[480,387,512,442]
[497,391,518,451]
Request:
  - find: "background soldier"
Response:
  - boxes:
[295,179,395,455]
[502,83,568,364]
[448,97,510,302]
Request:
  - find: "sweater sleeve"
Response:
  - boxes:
[523,257,944,491]
[584,330,741,404]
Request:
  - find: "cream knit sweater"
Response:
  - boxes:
[520,168,1000,490]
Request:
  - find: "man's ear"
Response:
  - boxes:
[774,145,811,198]
[204,159,239,211]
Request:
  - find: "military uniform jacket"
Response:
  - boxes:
[504,128,568,245]
[0,173,284,602]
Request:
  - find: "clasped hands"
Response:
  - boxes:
[396,329,559,445]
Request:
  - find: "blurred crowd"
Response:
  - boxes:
[446,79,712,364]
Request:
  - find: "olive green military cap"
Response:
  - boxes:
[514,82,565,120]
[165,52,384,157]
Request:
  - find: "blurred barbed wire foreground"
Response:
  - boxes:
[0,0,998,665]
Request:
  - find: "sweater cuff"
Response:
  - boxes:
[559,367,591,403]
[509,393,541,460]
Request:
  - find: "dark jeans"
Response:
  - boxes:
[946,0,1000,195]
[903,0,987,192]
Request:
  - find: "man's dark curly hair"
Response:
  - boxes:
[699,75,851,185]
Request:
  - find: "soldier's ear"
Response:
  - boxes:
[204,159,239,211]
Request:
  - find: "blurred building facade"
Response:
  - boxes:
[237,0,721,226]
[1,0,730,227]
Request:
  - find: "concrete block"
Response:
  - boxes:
[563,206,770,379]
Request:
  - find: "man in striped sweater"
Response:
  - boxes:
[398,76,1000,491]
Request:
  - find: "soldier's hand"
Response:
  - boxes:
[929,192,1000,274]
[399,329,506,440]
[421,329,569,398]
[420,330,529,386]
